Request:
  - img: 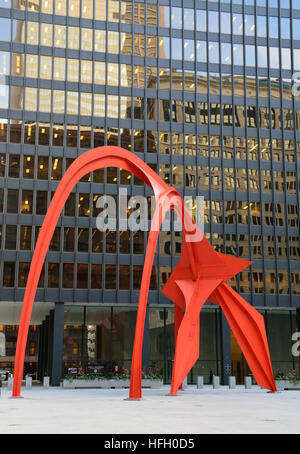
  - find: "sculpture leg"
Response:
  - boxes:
[211,282,277,392]
[170,278,222,395]
[129,203,165,399]
[12,262,44,397]
[174,306,184,390]
[11,310,31,397]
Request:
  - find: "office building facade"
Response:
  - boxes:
[0,0,299,385]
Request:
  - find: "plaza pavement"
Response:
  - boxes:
[0,385,299,434]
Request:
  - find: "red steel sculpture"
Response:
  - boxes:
[12,146,277,398]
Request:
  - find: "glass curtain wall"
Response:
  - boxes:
[231,309,298,383]
[63,305,221,382]
[63,306,137,375]
[149,307,221,384]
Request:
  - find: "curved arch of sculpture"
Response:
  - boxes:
[12,146,277,398]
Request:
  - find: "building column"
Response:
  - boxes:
[81,306,88,372]
[142,306,150,373]
[43,315,50,376]
[48,310,54,377]
[296,308,300,332]
[37,323,44,381]
[51,302,64,386]
[41,318,48,377]
[220,309,232,385]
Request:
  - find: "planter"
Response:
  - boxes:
[275,380,300,390]
[62,378,163,389]
[141,379,163,388]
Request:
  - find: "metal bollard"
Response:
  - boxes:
[245,376,252,389]
[0,379,2,397]
[25,376,32,389]
[197,376,204,389]
[43,376,50,389]
[228,376,236,389]
[212,375,220,389]
[182,377,188,390]
[8,377,13,391]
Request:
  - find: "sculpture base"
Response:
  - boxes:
[10,396,24,399]
[124,397,142,401]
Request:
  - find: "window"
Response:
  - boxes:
[7,189,18,213]
[21,190,33,214]
[107,63,119,86]
[68,0,80,17]
[208,11,219,33]
[196,41,207,63]
[92,229,103,253]
[39,89,51,113]
[66,91,78,115]
[27,22,39,45]
[0,120,7,142]
[232,14,243,35]
[38,157,49,180]
[108,31,119,54]
[184,39,195,61]
[0,153,5,177]
[105,265,116,289]
[36,191,48,215]
[20,226,32,250]
[245,15,255,36]
[8,154,20,178]
[63,264,74,288]
[119,265,130,289]
[184,9,195,31]
[11,53,22,76]
[41,23,53,46]
[95,0,106,20]
[78,193,90,217]
[65,193,75,216]
[55,0,66,15]
[54,25,66,48]
[221,43,231,65]
[172,38,182,60]
[221,13,231,34]
[41,0,53,14]
[51,157,62,180]
[38,123,49,146]
[53,90,65,114]
[196,10,206,32]
[91,265,102,289]
[257,15,267,37]
[48,263,59,288]
[5,225,17,249]
[18,263,30,287]
[53,124,64,146]
[3,262,15,287]
[40,56,52,79]
[209,42,219,64]
[171,7,182,29]
[78,228,89,252]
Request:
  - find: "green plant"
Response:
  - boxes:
[275,370,300,384]
[63,372,163,381]
[275,375,300,383]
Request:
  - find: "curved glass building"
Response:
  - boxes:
[0,0,299,385]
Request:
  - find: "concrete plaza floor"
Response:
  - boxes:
[0,385,299,434]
